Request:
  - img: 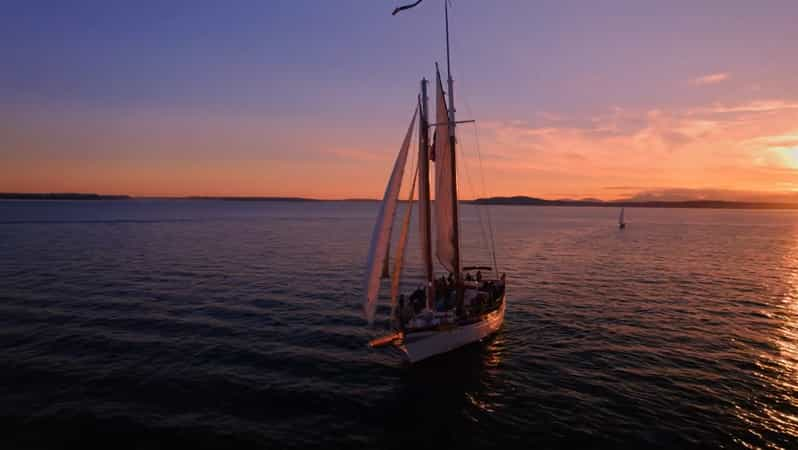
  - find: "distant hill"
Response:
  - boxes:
[0,193,131,200]
[470,196,798,210]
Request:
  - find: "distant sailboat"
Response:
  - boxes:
[364,0,506,363]
[619,207,626,229]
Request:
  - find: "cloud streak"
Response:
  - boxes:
[691,72,730,86]
[624,188,798,203]
[694,100,798,114]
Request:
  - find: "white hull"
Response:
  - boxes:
[398,296,506,363]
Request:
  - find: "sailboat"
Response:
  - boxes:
[363,0,507,363]
[619,207,626,229]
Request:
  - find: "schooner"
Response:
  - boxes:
[364,0,507,363]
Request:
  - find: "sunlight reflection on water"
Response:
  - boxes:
[770,253,798,440]
[735,241,798,449]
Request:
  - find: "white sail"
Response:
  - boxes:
[433,70,457,273]
[391,167,419,310]
[619,207,625,225]
[364,107,417,324]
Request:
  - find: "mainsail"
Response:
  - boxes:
[433,69,458,273]
[364,107,417,324]
[619,207,625,225]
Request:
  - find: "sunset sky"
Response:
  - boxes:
[2,0,798,200]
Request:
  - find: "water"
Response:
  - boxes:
[1,200,797,449]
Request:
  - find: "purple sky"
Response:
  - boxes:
[2,1,798,199]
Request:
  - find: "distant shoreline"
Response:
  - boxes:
[0,193,367,202]
[0,193,132,200]
[470,196,798,210]
[2,193,798,209]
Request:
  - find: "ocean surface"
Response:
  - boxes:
[1,199,797,449]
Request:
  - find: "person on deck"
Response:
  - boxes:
[396,294,405,327]
[409,288,424,314]
[400,294,415,326]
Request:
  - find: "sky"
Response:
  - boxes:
[2,0,798,201]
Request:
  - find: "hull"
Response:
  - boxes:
[398,295,506,363]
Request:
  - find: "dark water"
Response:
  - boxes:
[1,200,797,449]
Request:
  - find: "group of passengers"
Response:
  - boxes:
[395,271,504,328]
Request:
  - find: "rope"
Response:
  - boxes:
[471,122,499,277]
[457,130,491,264]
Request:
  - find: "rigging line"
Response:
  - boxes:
[456,128,491,263]
[459,124,494,273]
[471,122,499,276]
[451,85,498,272]
[446,3,500,275]
[452,112,492,270]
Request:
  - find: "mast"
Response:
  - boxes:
[391,0,463,311]
[445,1,455,121]
[418,81,435,309]
[444,1,463,310]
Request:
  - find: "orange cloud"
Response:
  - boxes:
[453,98,798,200]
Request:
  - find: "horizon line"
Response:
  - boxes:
[3,192,798,207]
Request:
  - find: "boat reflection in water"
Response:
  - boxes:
[374,332,507,448]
